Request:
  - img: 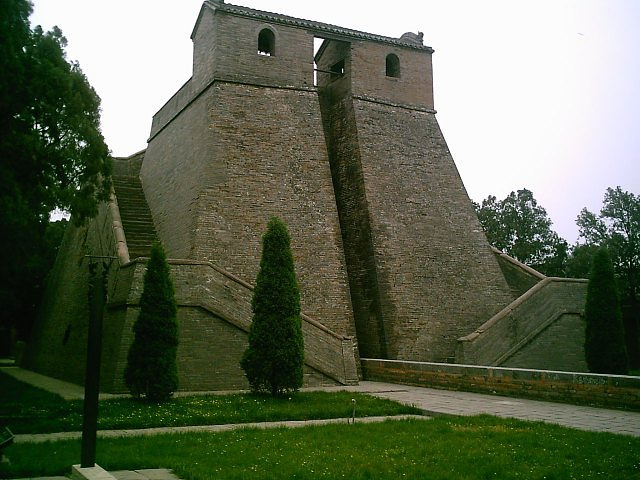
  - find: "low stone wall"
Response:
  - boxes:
[361,358,640,411]
[103,258,359,392]
[456,277,588,371]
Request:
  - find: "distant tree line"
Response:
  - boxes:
[474,187,639,368]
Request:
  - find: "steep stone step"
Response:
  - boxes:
[112,175,157,259]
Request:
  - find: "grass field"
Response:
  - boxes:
[2,371,639,479]
[0,372,419,434]
[2,416,639,480]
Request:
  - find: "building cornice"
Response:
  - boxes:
[202,0,434,53]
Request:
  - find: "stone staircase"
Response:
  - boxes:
[112,176,157,259]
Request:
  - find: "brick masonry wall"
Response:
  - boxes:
[504,313,587,372]
[149,79,196,140]
[352,100,515,362]
[153,7,318,140]
[141,90,212,259]
[143,12,356,337]
[187,82,356,339]
[206,11,315,89]
[104,259,356,392]
[362,358,640,411]
[24,223,91,384]
[494,249,544,299]
[315,39,511,362]
[28,4,592,393]
[24,199,122,386]
[350,40,433,109]
[28,215,357,392]
[457,278,588,370]
[317,41,387,359]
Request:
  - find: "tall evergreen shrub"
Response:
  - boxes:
[124,242,179,401]
[584,248,628,374]
[241,217,304,396]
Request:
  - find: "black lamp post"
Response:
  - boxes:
[80,259,108,468]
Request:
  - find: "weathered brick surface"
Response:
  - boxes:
[152,5,316,139]
[24,199,122,387]
[147,81,357,337]
[142,91,210,259]
[28,230,356,392]
[350,39,433,109]
[457,278,588,370]
[504,313,587,372]
[190,83,355,338]
[362,359,640,411]
[24,223,91,385]
[203,10,315,89]
[316,38,512,362]
[493,248,544,298]
[104,260,355,392]
[317,45,385,359]
[352,100,515,362]
[143,10,355,337]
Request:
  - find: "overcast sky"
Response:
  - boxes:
[30,0,639,244]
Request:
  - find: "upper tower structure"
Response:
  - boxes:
[150,0,434,140]
[142,0,513,362]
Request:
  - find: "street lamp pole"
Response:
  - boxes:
[80,259,107,468]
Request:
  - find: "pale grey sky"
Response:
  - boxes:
[31,0,640,244]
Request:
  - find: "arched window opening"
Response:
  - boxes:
[258,28,275,56]
[386,53,400,78]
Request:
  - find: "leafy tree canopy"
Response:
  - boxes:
[575,187,639,304]
[0,2,111,223]
[474,189,568,276]
[0,0,111,341]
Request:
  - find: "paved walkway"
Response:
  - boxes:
[11,469,180,480]
[321,382,640,436]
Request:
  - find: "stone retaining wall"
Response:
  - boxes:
[103,259,359,393]
[457,278,588,371]
[362,358,640,411]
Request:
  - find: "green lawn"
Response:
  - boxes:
[2,416,639,480]
[0,371,419,434]
[2,371,639,479]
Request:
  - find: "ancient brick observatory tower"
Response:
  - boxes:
[26,1,587,392]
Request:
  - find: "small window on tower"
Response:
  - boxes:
[386,53,400,78]
[258,28,276,56]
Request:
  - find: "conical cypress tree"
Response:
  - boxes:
[584,248,628,374]
[240,217,304,396]
[124,242,179,401]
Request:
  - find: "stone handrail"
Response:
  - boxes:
[106,186,130,265]
[112,258,359,386]
[457,277,587,366]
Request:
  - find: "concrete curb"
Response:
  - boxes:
[14,415,429,444]
[71,465,116,480]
